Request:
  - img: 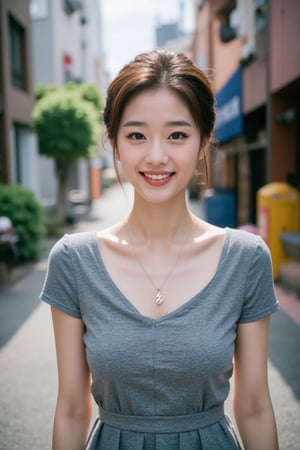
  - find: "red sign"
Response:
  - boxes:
[63,54,73,66]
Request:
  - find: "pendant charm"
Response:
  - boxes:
[155,290,163,305]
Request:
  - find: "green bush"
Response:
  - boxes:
[0,184,44,262]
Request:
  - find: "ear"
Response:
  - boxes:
[198,140,207,161]
[198,147,205,161]
[110,139,120,160]
[198,135,211,160]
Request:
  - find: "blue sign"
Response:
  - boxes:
[214,67,243,143]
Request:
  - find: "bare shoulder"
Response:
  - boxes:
[193,219,226,249]
[96,221,129,256]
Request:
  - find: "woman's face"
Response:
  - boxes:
[115,87,202,204]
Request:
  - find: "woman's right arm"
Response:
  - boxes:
[51,306,93,450]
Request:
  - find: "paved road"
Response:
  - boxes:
[0,184,299,449]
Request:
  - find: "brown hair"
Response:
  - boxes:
[103,49,216,185]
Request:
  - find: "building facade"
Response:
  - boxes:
[30,0,106,205]
[192,0,300,226]
[0,0,38,193]
[0,0,106,208]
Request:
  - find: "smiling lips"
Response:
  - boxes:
[140,171,175,186]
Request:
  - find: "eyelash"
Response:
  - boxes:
[169,132,188,140]
[127,132,145,140]
[127,132,188,140]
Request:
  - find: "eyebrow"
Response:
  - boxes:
[123,121,145,127]
[167,120,192,127]
[123,120,192,127]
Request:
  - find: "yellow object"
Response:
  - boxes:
[257,182,299,279]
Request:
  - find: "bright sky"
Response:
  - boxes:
[101,0,195,81]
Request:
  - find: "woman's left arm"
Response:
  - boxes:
[233,316,279,450]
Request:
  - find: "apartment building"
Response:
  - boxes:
[0,0,105,208]
[31,0,106,205]
[192,0,300,225]
[0,0,38,193]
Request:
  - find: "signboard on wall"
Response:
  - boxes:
[214,67,243,143]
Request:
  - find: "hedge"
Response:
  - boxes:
[0,184,44,262]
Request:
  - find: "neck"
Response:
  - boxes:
[126,197,195,249]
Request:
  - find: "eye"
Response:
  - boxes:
[128,132,146,140]
[169,131,187,140]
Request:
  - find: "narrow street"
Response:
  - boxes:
[0,184,299,450]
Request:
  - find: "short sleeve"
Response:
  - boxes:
[40,234,81,319]
[238,236,279,323]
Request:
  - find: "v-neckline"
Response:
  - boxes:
[90,228,231,323]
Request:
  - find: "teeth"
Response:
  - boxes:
[144,173,170,180]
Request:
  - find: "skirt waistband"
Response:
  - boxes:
[99,404,224,433]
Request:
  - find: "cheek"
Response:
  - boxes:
[117,146,140,168]
[180,144,202,167]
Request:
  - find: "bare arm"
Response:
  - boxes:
[51,306,93,450]
[233,316,279,450]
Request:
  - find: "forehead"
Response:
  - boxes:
[121,88,193,122]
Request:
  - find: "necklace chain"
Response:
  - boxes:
[127,220,194,306]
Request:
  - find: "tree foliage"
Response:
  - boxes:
[32,82,103,223]
[32,90,100,163]
[34,84,59,102]
[66,81,102,116]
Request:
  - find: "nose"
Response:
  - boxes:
[145,138,168,165]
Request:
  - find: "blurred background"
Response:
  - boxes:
[0,0,299,286]
[0,2,300,449]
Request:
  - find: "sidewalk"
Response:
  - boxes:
[275,283,300,326]
[0,183,299,449]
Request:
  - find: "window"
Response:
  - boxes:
[63,0,82,15]
[12,124,29,185]
[9,15,27,90]
[197,0,207,9]
[216,1,237,43]
[255,0,268,31]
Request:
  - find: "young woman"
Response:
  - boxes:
[40,49,279,450]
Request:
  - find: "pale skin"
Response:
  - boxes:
[51,88,278,449]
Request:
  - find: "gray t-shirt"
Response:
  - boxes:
[40,228,278,450]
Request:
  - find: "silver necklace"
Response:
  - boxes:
[127,221,194,306]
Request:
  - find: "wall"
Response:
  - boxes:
[271,96,297,181]
[243,19,268,112]
[0,0,34,183]
[211,19,243,91]
[271,0,300,92]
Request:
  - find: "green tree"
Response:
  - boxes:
[34,83,59,102]
[77,82,103,114]
[32,87,101,223]
[65,81,102,114]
